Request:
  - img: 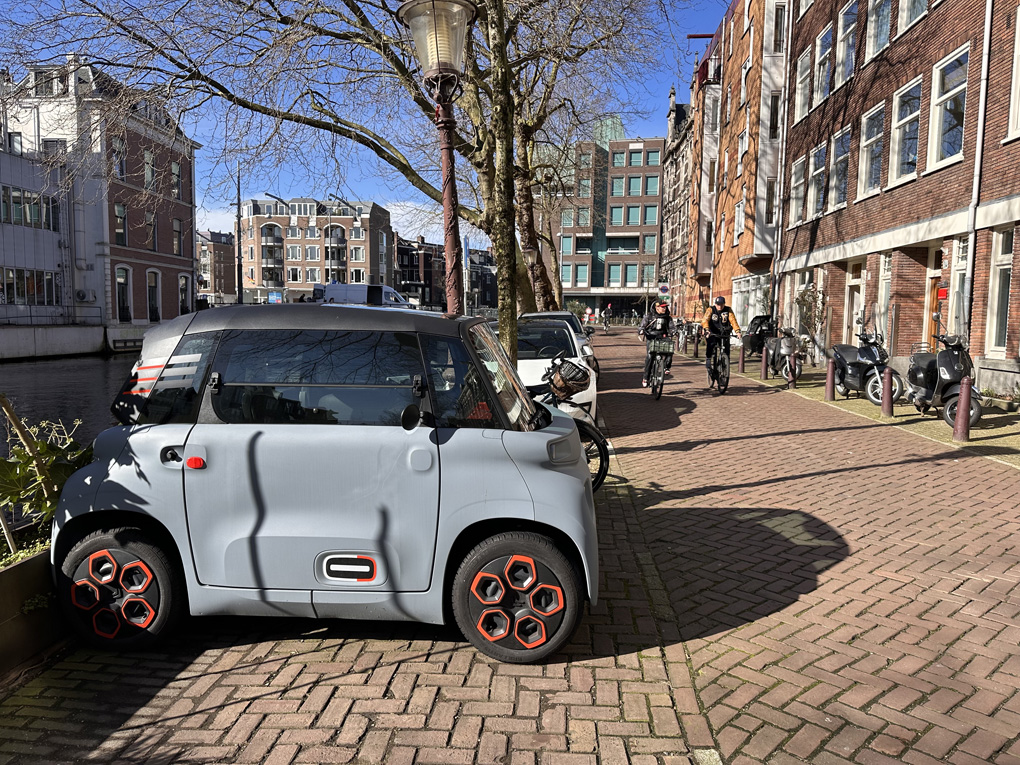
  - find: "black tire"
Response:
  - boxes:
[835,382,850,397]
[575,420,609,491]
[864,370,904,407]
[452,532,583,663]
[652,356,665,399]
[943,395,983,428]
[716,353,730,394]
[57,527,184,649]
[589,356,600,381]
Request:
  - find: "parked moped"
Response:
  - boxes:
[905,312,982,428]
[743,315,777,358]
[764,326,805,381]
[830,312,903,406]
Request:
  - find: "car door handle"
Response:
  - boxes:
[160,446,184,467]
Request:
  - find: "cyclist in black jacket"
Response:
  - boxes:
[638,300,676,387]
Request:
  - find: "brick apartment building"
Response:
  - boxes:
[775,0,1020,389]
[196,230,237,305]
[237,199,393,303]
[394,236,497,311]
[2,57,198,352]
[661,88,694,317]
[538,121,666,316]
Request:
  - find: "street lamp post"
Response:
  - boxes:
[397,0,478,316]
[523,247,538,295]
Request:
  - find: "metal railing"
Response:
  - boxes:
[0,305,105,326]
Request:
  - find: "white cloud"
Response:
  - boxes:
[196,206,238,234]
[386,200,490,250]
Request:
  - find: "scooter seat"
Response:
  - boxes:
[910,352,937,370]
[832,344,858,363]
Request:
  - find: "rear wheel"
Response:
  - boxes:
[575,420,609,491]
[57,527,183,649]
[452,532,583,663]
[651,356,665,399]
[943,395,983,428]
[864,370,904,406]
[835,382,850,397]
[716,353,730,394]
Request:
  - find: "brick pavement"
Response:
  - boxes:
[0,332,1018,764]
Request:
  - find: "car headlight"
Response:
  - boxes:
[582,344,594,357]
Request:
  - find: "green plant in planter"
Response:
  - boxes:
[0,393,92,559]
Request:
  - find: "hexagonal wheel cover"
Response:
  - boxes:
[514,615,547,648]
[470,572,505,604]
[88,550,117,584]
[119,561,153,593]
[504,555,536,591]
[93,608,121,639]
[529,584,564,616]
[476,608,511,642]
[71,579,100,611]
[121,597,156,628]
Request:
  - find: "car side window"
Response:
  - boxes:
[421,334,499,428]
[210,329,424,426]
[121,332,218,426]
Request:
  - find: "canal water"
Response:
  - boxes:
[0,354,138,456]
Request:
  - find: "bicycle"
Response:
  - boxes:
[602,315,611,335]
[645,336,675,400]
[706,331,732,394]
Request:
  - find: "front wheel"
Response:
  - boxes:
[716,353,730,394]
[588,356,600,381]
[57,527,184,649]
[943,395,983,428]
[651,356,665,399]
[864,370,904,406]
[780,357,803,381]
[452,532,583,663]
[575,420,609,491]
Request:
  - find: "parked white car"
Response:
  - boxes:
[513,319,597,420]
[519,311,599,378]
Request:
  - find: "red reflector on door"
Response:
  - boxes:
[186,457,206,469]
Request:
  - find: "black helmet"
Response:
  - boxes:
[714,296,725,306]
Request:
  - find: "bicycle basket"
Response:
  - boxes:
[549,359,591,400]
[647,337,674,354]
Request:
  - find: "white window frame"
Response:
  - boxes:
[708,160,717,193]
[898,0,927,36]
[985,227,1015,358]
[576,264,589,287]
[800,0,814,18]
[790,157,807,226]
[927,44,970,171]
[807,143,827,219]
[719,215,726,251]
[795,50,811,123]
[349,246,365,262]
[646,175,660,195]
[835,0,857,89]
[350,268,365,284]
[561,263,573,286]
[766,178,777,225]
[561,208,574,227]
[858,103,885,199]
[829,127,852,210]
[561,234,574,255]
[305,245,320,261]
[865,0,891,62]
[773,3,786,52]
[305,267,320,284]
[737,131,747,176]
[146,269,161,322]
[948,237,969,334]
[624,262,639,288]
[287,267,301,282]
[889,77,923,186]
[740,58,750,105]
[1010,5,1020,141]
[287,245,302,260]
[814,25,833,106]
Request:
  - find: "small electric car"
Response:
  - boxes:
[53,305,598,663]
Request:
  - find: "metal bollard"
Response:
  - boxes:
[760,348,768,380]
[787,357,796,389]
[682,334,688,354]
[738,344,745,374]
[953,376,973,443]
[881,366,894,417]
[693,333,700,359]
[825,358,836,401]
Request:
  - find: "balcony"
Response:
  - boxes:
[328,233,346,244]
[261,235,283,246]
[263,278,284,289]
[262,253,284,267]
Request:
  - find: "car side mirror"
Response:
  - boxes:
[400,403,421,431]
[584,326,594,337]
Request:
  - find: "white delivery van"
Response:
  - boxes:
[312,283,410,307]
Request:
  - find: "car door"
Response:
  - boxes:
[182,328,440,594]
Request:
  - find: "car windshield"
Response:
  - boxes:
[517,326,576,360]
[467,322,540,431]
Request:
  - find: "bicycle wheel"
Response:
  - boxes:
[652,356,665,399]
[706,346,717,387]
[716,352,730,394]
[575,420,609,491]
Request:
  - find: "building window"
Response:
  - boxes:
[628,150,643,166]
[949,237,969,331]
[795,50,811,122]
[350,269,365,283]
[306,267,320,283]
[350,227,364,240]
[578,207,590,226]
[147,271,160,322]
[144,150,155,190]
[773,4,786,52]
[866,0,891,61]
[791,157,807,224]
[646,149,660,166]
[726,86,732,123]
[643,234,657,254]
[708,160,717,193]
[561,209,574,227]
[287,267,301,282]
[612,151,625,167]
[723,150,729,188]
[114,204,127,246]
[899,0,926,33]
[7,133,22,156]
[287,245,301,260]
[740,58,750,104]
[608,263,622,287]
[306,226,318,238]
[579,152,593,168]
[561,235,574,255]
[708,97,719,131]
[643,205,658,226]
[625,264,638,287]
[815,26,833,106]
[987,228,1014,354]
[765,178,777,224]
[808,144,827,217]
[719,215,726,251]
[627,205,641,225]
[929,47,969,167]
[645,175,659,195]
[1011,5,1020,139]
[610,206,624,226]
[769,93,782,139]
[835,1,857,88]
[112,137,126,180]
[171,162,182,199]
[642,264,656,286]
[611,177,624,196]
[305,246,320,260]
[287,226,300,238]
[858,104,885,196]
[734,199,745,245]
[891,79,922,182]
[172,218,183,256]
[179,275,192,315]
[627,176,642,196]
[738,131,747,175]
[578,178,592,198]
[800,0,814,16]
[705,221,715,252]
[576,264,589,286]
[116,267,132,322]
[146,212,157,251]
[830,129,852,208]
[350,246,365,262]
[561,264,572,286]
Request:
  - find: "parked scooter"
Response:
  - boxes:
[764,326,805,381]
[905,312,982,428]
[742,315,777,358]
[830,314,903,405]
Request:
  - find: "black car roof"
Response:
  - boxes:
[180,304,476,338]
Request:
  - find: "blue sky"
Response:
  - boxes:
[194,0,730,243]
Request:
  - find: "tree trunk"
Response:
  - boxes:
[546,216,563,309]
[513,131,557,312]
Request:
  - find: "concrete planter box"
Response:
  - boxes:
[0,551,66,678]
[980,397,1020,413]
